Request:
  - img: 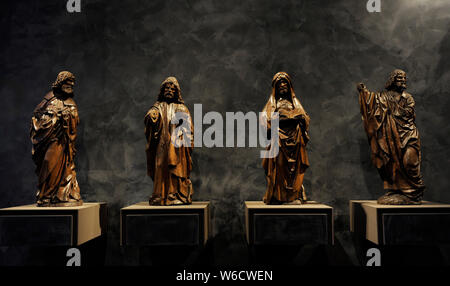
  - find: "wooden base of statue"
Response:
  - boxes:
[0,202,107,246]
[244,201,341,266]
[350,200,450,245]
[350,200,450,266]
[120,201,211,246]
[120,201,212,266]
[245,201,334,245]
[0,202,107,266]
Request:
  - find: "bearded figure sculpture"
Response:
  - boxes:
[30,71,82,207]
[357,69,425,205]
[145,77,194,206]
[261,72,310,205]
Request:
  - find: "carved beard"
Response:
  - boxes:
[53,87,74,99]
[389,81,407,93]
[161,91,179,103]
[395,81,407,92]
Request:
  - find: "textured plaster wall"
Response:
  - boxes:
[1,0,449,265]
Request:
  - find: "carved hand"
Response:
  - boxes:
[357,82,367,92]
[149,108,159,123]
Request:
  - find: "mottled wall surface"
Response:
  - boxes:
[1,0,449,265]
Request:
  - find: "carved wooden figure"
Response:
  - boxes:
[261,72,310,205]
[357,69,425,204]
[145,77,194,206]
[30,71,82,207]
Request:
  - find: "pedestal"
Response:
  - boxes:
[0,202,107,246]
[350,200,450,245]
[245,201,334,245]
[120,201,211,246]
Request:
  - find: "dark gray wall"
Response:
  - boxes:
[1,0,449,265]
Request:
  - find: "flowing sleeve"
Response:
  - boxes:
[291,98,310,144]
[144,106,161,179]
[358,86,388,136]
[169,104,193,177]
[173,105,194,150]
[67,104,79,142]
[30,97,60,162]
[358,86,389,169]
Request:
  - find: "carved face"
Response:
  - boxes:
[393,72,407,91]
[277,79,289,95]
[163,82,177,100]
[61,79,75,95]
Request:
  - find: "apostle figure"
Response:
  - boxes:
[145,77,194,205]
[261,72,310,204]
[30,71,82,207]
[357,69,425,204]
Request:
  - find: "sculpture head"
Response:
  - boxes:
[264,71,308,130]
[276,79,290,96]
[158,76,184,103]
[52,71,75,97]
[385,69,407,92]
[272,72,293,99]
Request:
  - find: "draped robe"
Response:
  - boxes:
[30,91,81,205]
[262,73,310,204]
[145,97,194,205]
[358,87,425,198]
